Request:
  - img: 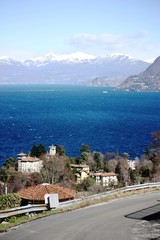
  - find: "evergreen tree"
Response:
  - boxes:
[94,152,102,170]
[79,144,90,163]
[30,144,38,157]
[56,145,65,156]
[80,144,90,154]
[37,144,46,157]
[3,157,17,169]
[30,144,46,157]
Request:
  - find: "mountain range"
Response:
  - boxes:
[0,52,150,86]
[118,56,160,91]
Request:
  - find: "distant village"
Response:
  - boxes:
[17,144,124,187]
[0,129,160,208]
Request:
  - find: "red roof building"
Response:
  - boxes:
[18,183,75,205]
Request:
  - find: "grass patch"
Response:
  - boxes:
[0,186,160,233]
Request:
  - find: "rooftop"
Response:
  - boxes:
[92,172,117,177]
[17,152,27,157]
[20,156,41,162]
[18,184,75,203]
[71,164,89,168]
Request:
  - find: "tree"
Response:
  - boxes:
[93,152,102,171]
[86,154,95,171]
[79,144,90,163]
[26,172,42,187]
[40,155,73,185]
[3,157,17,170]
[143,130,160,180]
[151,130,160,150]
[129,169,138,184]
[75,156,82,164]
[30,144,46,158]
[115,161,122,182]
[37,144,46,157]
[0,166,7,183]
[80,152,89,163]
[7,170,27,193]
[80,144,90,154]
[30,144,38,157]
[56,145,65,156]
[150,152,160,180]
[115,158,129,185]
[136,156,153,180]
[0,165,27,193]
[79,177,95,191]
[145,147,150,157]
[122,152,129,159]
[0,157,23,192]
[104,152,117,161]
[105,159,117,173]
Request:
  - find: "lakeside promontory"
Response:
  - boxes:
[118,56,160,92]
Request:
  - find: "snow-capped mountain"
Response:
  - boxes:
[23,52,96,67]
[24,52,140,66]
[0,56,22,65]
[0,52,150,86]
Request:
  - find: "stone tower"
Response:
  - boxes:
[49,145,56,156]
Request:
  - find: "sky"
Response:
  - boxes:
[0,0,160,62]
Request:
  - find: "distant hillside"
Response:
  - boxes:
[0,53,150,86]
[118,56,160,91]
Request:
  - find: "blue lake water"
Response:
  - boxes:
[0,84,160,166]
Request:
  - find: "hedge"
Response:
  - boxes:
[0,193,21,210]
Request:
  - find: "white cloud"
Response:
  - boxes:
[69,33,126,49]
[68,31,153,59]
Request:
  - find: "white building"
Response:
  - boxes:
[128,160,136,170]
[49,145,56,156]
[71,164,90,183]
[17,144,57,173]
[17,152,27,159]
[18,156,43,173]
[92,172,118,187]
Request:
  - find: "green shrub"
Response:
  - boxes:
[0,193,21,210]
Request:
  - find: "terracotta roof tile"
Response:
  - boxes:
[18,184,75,202]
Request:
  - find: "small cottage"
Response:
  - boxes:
[18,183,75,205]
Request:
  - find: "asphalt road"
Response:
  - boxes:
[1,192,160,240]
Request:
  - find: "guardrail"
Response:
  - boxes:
[59,199,77,207]
[81,182,160,202]
[1,182,160,222]
[0,204,47,222]
[125,182,160,191]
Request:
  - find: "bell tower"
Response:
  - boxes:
[49,145,56,156]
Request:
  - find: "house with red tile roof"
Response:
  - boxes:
[91,172,118,187]
[18,183,75,205]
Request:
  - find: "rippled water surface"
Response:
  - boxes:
[0,84,160,165]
